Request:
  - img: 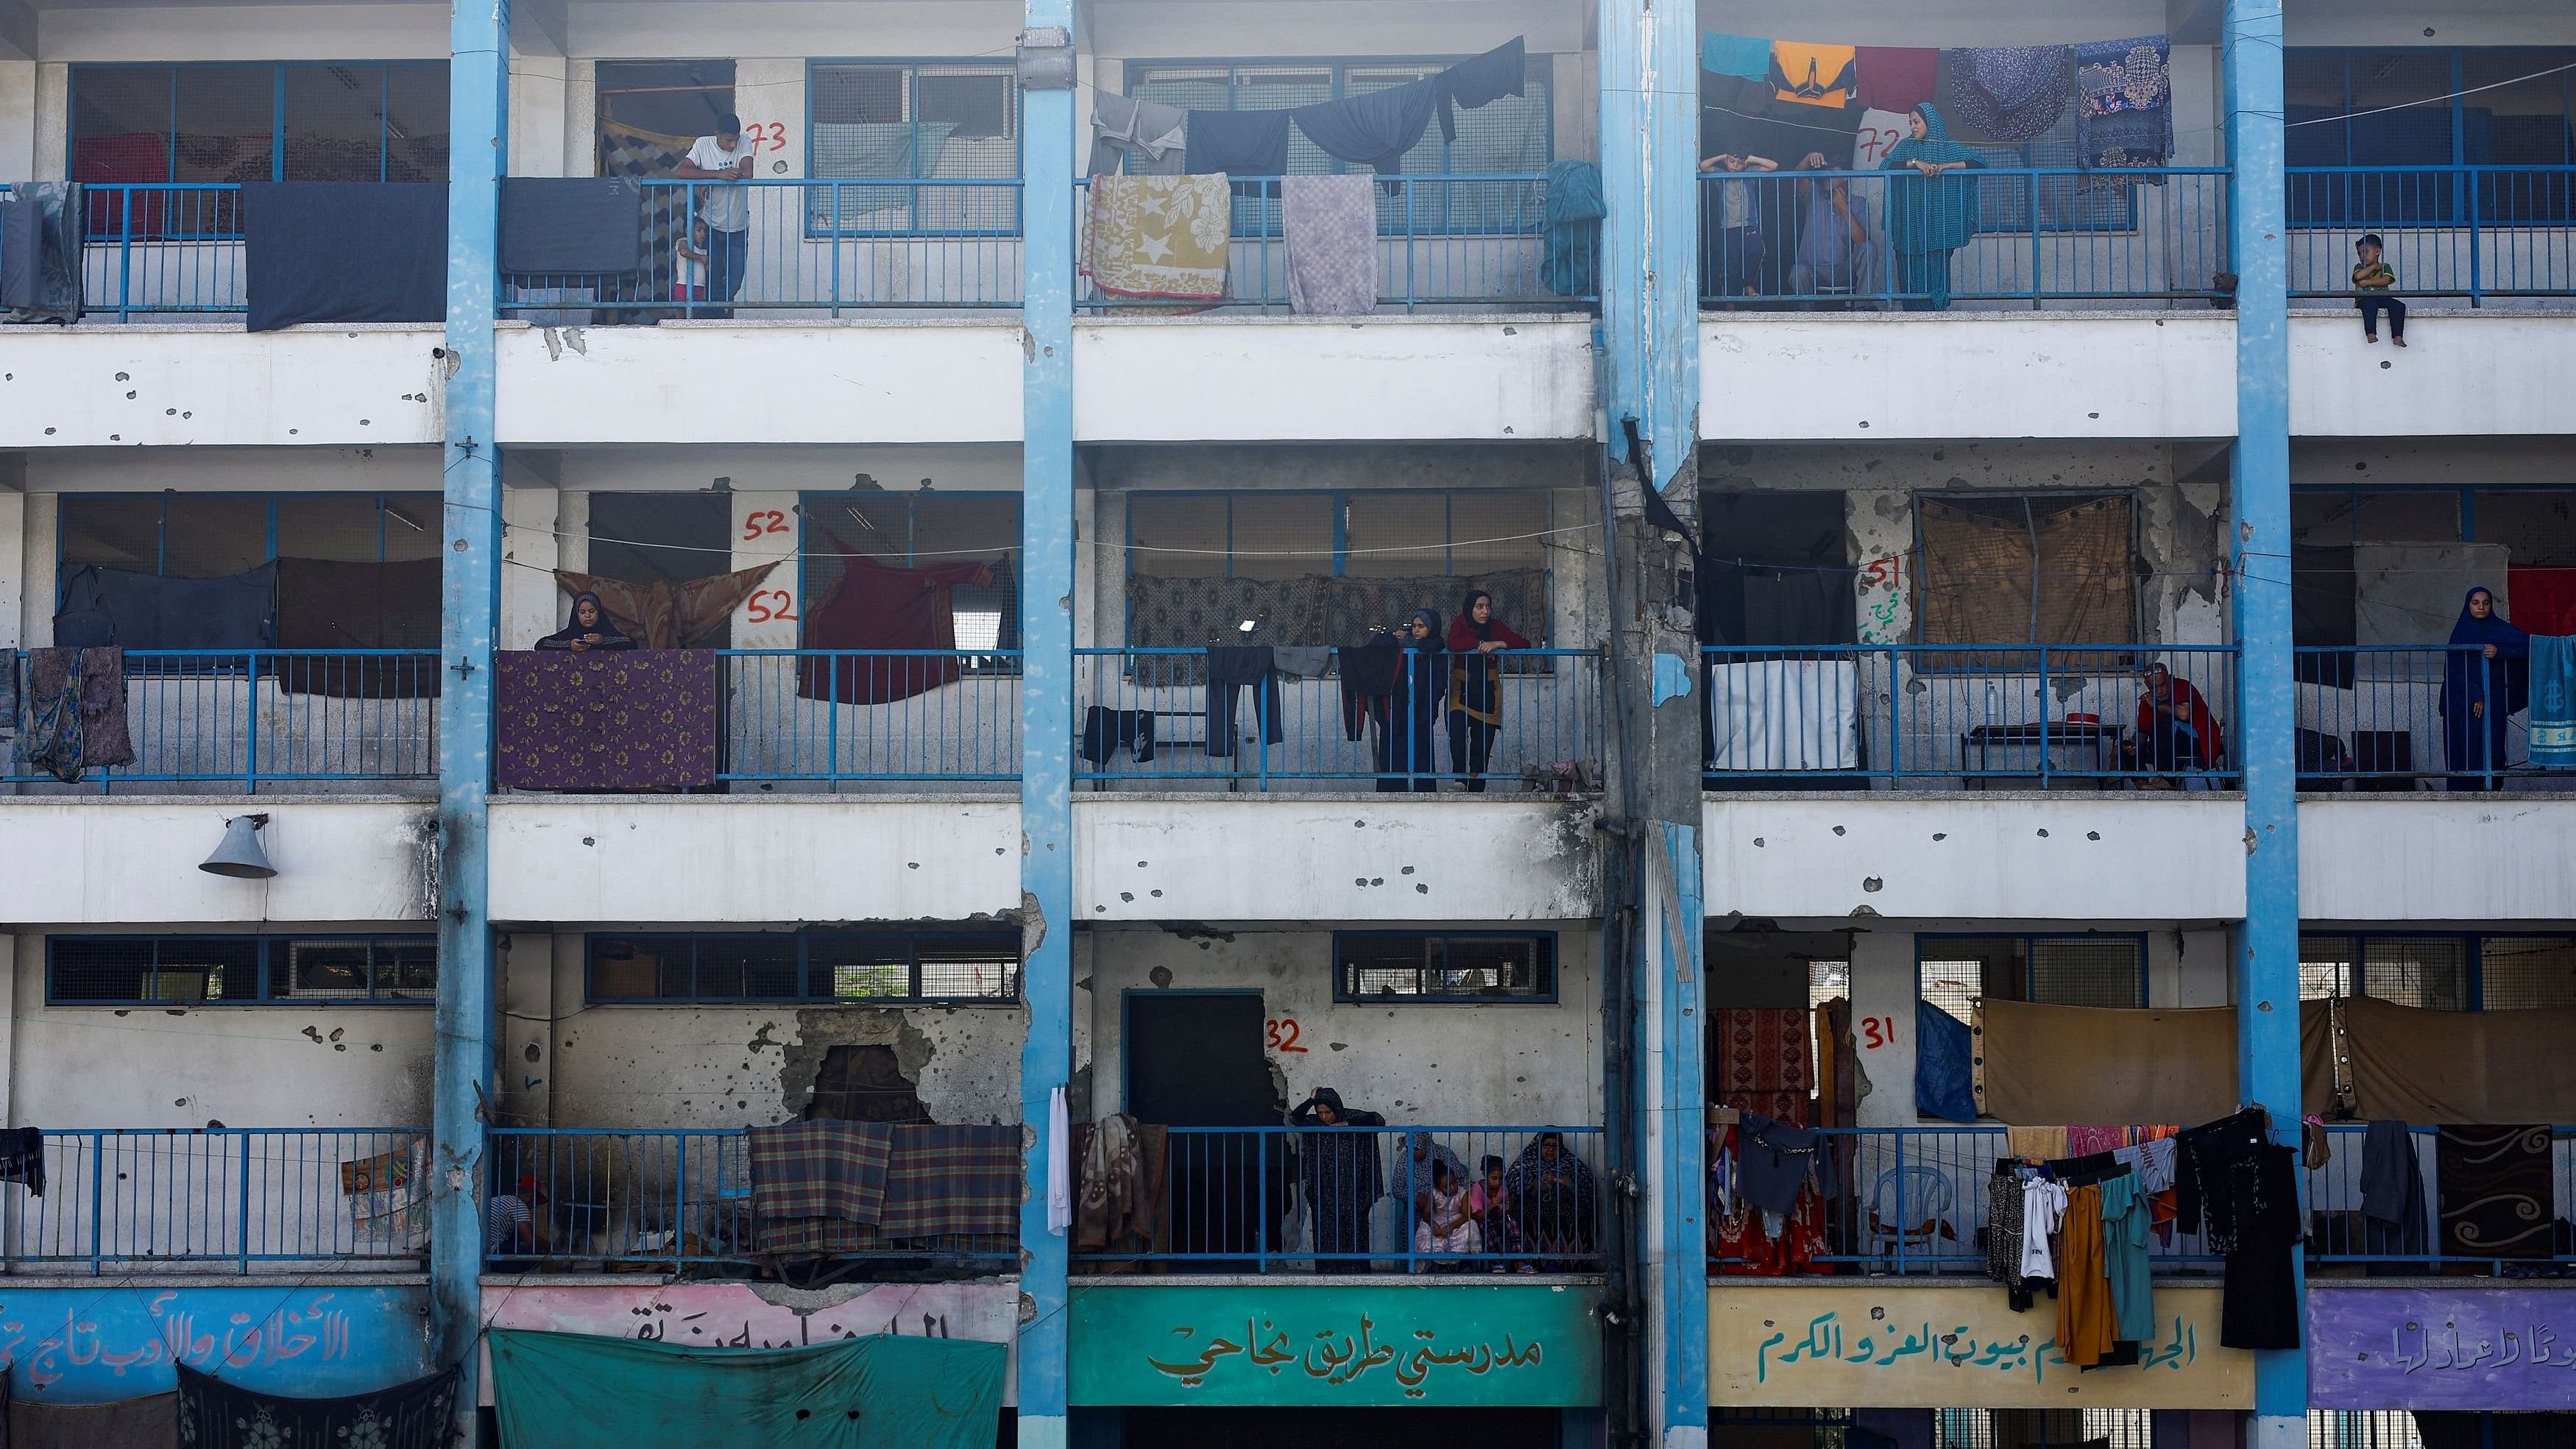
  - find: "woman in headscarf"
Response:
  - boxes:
[1289,1088,1386,1272]
[1504,1132,1599,1269]
[2441,585,2528,790]
[535,592,638,653]
[1378,608,1446,793]
[1446,589,1534,793]
[1878,104,1985,311]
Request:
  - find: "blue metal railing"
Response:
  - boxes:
[5,649,441,790]
[2293,645,2526,790]
[8,183,251,321]
[1073,173,1577,311]
[1075,645,1603,791]
[500,177,1026,316]
[1696,167,2231,308]
[718,649,1021,784]
[2290,166,2576,301]
[1070,1124,1606,1274]
[484,1127,1016,1272]
[2306,1124,2576,1274]
[6,1127,429,1275]
[1700,643,2241,789]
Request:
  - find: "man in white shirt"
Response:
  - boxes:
[676,112,755,313]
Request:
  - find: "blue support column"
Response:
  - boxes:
[2225,3,2304,1445]
[1015,12,1077,1449]
[429,0,506,1428]
[1598,0,1706,1443]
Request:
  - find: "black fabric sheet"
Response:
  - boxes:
[1,195,44,308]
[0,1125,46,1195]
[1185,109,1293,176]
[1080,706,1156,766]
[2,182,84,323]
[500,178,645,274]
[272,557,443,698]
[1436,38,1527,143]
[243,183,447,331]
[54,562,277,652]
[176,1363,457,1449]
[10,1389,179,1449]
[1292,79,1438,176]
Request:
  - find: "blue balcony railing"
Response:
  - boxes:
[2293,645,2530,790]
[1701,644,2240,789]
[500,177,1026,316]
[718,648,1022,785]
[5,649,441,791]
[1075,645,1603,791]
[2290,166,2576,301]
[2306,1124,2576,1274]
[6,183,251,321]
[1696,167,2231,308]
[1073,173,1577,312]
[4,1127,430,1275]
[1071,1124,1606,1275]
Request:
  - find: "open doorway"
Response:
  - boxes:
[1124,991,1285,1264]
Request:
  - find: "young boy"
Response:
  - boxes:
[674,217,711,313]
[2353,233,2406,347]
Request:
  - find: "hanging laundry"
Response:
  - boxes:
[2075,35,2174,171]
[0,1127,43,1195]
[1204,645,1284,757]
[1281,173,1379,315]
[1701,32,1773,82]
[1089,92,1189,177]
[0,181,83,324]
[500,178,644,274]
[2357,1119,2430,1266]
[876,1124,1023,1239]
[1943,46,2072,144]
[2438,1124,2554,1261]
[2528,634,2576,768]
[1080,706,1157,767]
[551,565,782,651]
[1540,160,1606,298]
[1769,42,1861,110]
[1855,47,1941,114]
[797,553,994,705]
[1434,37,1528,144]
[2174,1108,2304,1350]
[495,649,721,790]
[1083,174,1232,302]
[1914,1001,1976,1122]
[242,183,447,331]
[15,647,134,783]
[1292,79,1437,177]
[177,1364,458,1449]
[53,561,278,651]
[1273,645,1332,677]
[2510,564,2576,637]
[1183,108,1291,176]
[2054,1180,2119,1367]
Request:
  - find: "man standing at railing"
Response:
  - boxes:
[676,114,756,318]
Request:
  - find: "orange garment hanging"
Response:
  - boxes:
[2056,1182,2121,1368]
[1769,42,1861,109]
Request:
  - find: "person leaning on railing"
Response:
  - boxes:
[534,592,638,653]
[1878,104,1985,312]
[674,113,757,313]
[1446,589,1532,793]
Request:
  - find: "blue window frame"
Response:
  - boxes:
[48,935,436,1006]
[804,60,1021,237]
[1334,932,1558,1003]
[2299,932,2576,1012]
[57,493,442,597]
[2287,48,2576,226]
[796,491,1022,657]
[586,930,1022,1005]
[1917,933,2150,1018]
[68,62,450,189]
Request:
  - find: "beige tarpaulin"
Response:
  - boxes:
[1975,998,2342,1125]
[2340,995,2576,1123]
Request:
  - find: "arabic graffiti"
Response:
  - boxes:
[1752,1309,2200,1387]
[0,1286,431,1406]
[2310,1289,2576,1410]
[480,1280,1015,1353]
[1071,1283,1603,1407]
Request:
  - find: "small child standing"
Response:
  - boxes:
[2353,233,2406,347]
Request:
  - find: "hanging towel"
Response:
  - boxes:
[1292,79,1437,177]
[1769,42,1861,110]
[1047,1086,1073,1236]
[1540,160,1606,297]
[1855,47,1942,114]
[1945,47,2072,143]
[2528,635,2576,768]
[2076,35,2174,171]
[500,178,644,274]
[1701,32,1773,82]
[242,182,447,330]
[1,181,83,324]
[1184,108,1292,176]
[1089,91,1189,176]
[2511,564,2576,637]
[15,647,135,782]
[1281,173,1379,315]
[1435,37,1528,143]
[53,561,278,651]
[1083,174,1232,301]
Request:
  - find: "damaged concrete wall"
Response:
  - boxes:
[1080,924,1604,1130]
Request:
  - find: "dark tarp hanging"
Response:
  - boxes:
[1,181,85,324]
[242,183,447,331]
[1914,999,1977,1122]
[9,1389,179,1449]
[500,177,645,274]
[487,1329,1005,1449]
[54,562,278,652]
[272,557,443,698]
[175,1362,456,1448]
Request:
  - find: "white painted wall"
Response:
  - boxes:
[32,5,449,62]
[2290,314,2576,438]
[0,801,433,925]
[1702,315,2240,442]
[0,329,446,449]
[1702,795,2248,923]
[2302,798,2576,922]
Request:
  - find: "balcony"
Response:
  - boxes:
[1069,1124,1606,1275]
[2306,1124,2576,1275]
[1702,645,2240,792]
[712,649,1022,790]
[2290,166,2576,305]
[5,651,441,795]
[2296,645,2561,792]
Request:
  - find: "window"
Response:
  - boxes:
[1914,493,2137,651]
[71,63,450,213]
[2290,486,2576,659]
[1917,935,2147,1019]
[1334,932,1557,1002]
[1967,106,2142,233]
[800,493,1021,655]
[2288,49,2576,226]
[807,62,1019,235]
[586,494,735,590]
[2301,933,2576,1011]
[58,494,441,581]
[586,931,1020,1005]
[49,935,436,1005]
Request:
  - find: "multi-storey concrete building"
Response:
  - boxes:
[1,0,2571,1445]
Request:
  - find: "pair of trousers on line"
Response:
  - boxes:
[1206,646,1284,759]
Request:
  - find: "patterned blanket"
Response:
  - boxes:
[749,1119,894,1227]
[1084,174,1231,301]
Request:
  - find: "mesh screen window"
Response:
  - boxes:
[60,494,441,578]
[807,63,1020,235]
[49,936,434,1005]
[587,932,1020,1004]
[71,63,450,194]
[1919,935,2146,1016]
[1334,932,1557,1002]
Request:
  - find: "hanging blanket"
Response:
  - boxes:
[878,1124,1022,1240]
[1540,160,1606,297]
[1914,1001,1978,1122]
[1281,173,1379,315]
[598,119,696,312]
[1083,174,1231,301]
[15,647,135,782]
[1,181,85,324]
[2437,1124,2555,1261]
[10,1390,178,1449]
[494,649,720,790]
[274,557,443,698]
[1855,48,1941,115]
[2528,635,2576,768]
[749,1119,895,1245]
[1945,47,2071,143]
[553,565,782,651]
[175,1364,456,1449]
[2076,35,2174,172]
[54,561,278,652]
[241,183,446,331]
[1074,1115,1170,1253]
[1712,1007,1816,1102]
[1975,1000,2239,1126]
[2340,996,2576,1122]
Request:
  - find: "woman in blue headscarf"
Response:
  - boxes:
[2441,585,2528,790]
[1879,104,1986,311]
[1378,608,1446,793]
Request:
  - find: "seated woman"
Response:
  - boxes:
[2123,662,2226,787]
[1506,1132,1599,1270]
[536,591,638,653]
[1411,1158,1480,1271]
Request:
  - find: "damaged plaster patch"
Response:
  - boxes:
[778,1011,938,1118]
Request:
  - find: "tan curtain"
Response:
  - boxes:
[554,564,779,649]
[1973,999,2238,1125]
[2341,996,2576,1122]
[1917,495,2137,659]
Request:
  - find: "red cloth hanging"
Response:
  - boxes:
[2509,565,2576,638]
[797,553,992,705]
[1855,47,1942,113]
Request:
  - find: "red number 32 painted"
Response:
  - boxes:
[1265,1018,1307,1053]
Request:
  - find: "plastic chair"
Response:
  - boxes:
[1864,1164,1956,1272]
